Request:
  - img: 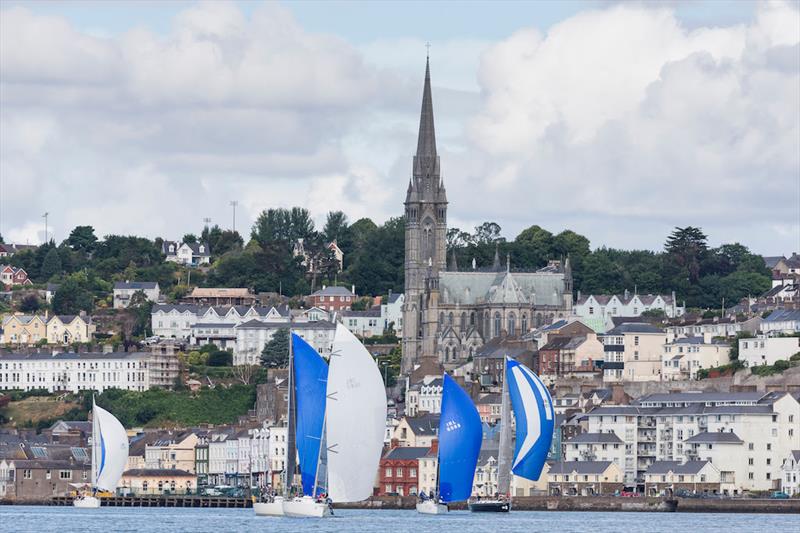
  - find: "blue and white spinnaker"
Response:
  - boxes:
[506,358,554,481]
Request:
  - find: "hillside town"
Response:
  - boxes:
[1,57,799,507]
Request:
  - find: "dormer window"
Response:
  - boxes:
[199,245,204,253]
[169,245,174,252]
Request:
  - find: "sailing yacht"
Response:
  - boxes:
[73,399,129,508]
[281,325,388,518]
[417,373,481,515]
[469,357,554,513]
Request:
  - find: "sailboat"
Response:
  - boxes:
[469,357,554,513]
[73,399,129,508]
[282,325,387,518]
[417,373,482,515]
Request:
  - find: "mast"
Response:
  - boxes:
[496,357,513,497]
[311,409,327,497]
[91,396,98,489]
[284,316,296,498]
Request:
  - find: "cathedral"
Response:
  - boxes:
[401,58,573,374]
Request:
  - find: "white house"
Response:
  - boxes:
[113,281,160,309]
[781,450,800,496]
[573,291,684,320]
[563,432,626,467]
[162,241,211,266]
[151,304,288,339]
[0,351,151,393]
[761,310,800,335]
[382,292,404,336]
[739,335,800,367]
[662,335,730,380]
[341,309,383,337]
[665,316,761,341]
[233,319,336,366]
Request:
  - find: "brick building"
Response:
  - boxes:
[378,445,429,496]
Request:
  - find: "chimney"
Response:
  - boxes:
[351,284,355,295]
[624,288,630,300]
[577,290,582,301]
[428,438,439,455]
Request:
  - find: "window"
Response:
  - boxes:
[748,458,754,465]
[494,313,501,338]
[46,470,51,480]
[396,467,403,477]
[385,467,392,477]
[59,470,72,480]
[634,336,639,346]
[410,468,417,478]
[385,484,391,493]
[23,470,32,479]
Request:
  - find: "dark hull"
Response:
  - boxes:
[468,500,511,513]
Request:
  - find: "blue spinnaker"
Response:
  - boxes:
[506,358,554,481]
[292,333,328,496]
[437,373,481,503]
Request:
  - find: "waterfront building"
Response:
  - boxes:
[781,450,800,496]
[546,461,624,496]
[379,446,427,496]
[563,432,626,467]
[584,391,800,492]
[121,468,196,495]
[392,413,440,448]
[573,291,684,322]
[2,458,90,502]
[643,460,721,496]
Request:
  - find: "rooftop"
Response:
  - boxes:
[547,461,615,475]
[645,460,711,475]
[383,446,430,461]
[565,432,623,444]
[114,281,158,290]
[685,431,743,444]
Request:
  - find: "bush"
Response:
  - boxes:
[790,352,800,362]
[207,350,232,367]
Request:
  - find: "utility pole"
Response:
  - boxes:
[229,201,238,233]
[42,212,49,243]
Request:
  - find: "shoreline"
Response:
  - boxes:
[2,495,798,514]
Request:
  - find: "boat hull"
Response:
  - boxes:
[73,496,101,508]
[254,496,285,517]
[282,496,332,518]
[416,500,449,514]
[468,500,511,513]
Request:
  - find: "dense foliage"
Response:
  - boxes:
[8,212,769,311]
[260,328,290,368]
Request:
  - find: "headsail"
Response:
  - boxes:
[92,401,129,492]
[326,324,387,502]
[292,333,328,497]
[506,358,554,481]
[437,373,481,503]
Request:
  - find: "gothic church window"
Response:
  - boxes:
[493,313,501,338]
[508,313,516,337]
[460,313,466,331]
[448,312,454,326]
[521,314,528,334]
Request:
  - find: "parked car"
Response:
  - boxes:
[770,491,790,500]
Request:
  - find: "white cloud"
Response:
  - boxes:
[0,1,797,256]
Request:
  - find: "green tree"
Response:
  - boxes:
[19,294,41,313]
[52,277,94,314]
[66,226,98,253]
[182,233,197,244]
[665,226,708,284]
[323,211,349,245]
[207,349,233,366]
[260,328,290,368]
[473,222,504,245]
[40,247,63,280]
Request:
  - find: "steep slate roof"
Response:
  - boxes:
[439,270,566,307]
[685,431,743,444]
[763,256,785,269]
[565,432,623,444]
[606,323,663,335]
[764,309,800,322]
[383,447,430,461]
[548,461,614,474]
[114,281,158,290]
[387,293,403,304]
[341,308,382,318]
[310,286,354,297]
[645,460,711,475]
[637,392,766,404]
[234,319,335,330]
[405,413,440,436]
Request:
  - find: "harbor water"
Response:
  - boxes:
[2,506,798,532]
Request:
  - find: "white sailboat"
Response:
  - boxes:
[282,324,387,518]
[73,399,129,508]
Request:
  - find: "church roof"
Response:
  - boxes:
[439,270,565,307]
[416,56,436,160]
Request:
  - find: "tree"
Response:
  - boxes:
[182,233,197,244]
[665,226,708,284]
[51,277,94,315]
[232,364,259,385]
[323,211,349,245]
[260,328,290,368]
[66,226,98,253]
[515,225,554,268]
[473,222,504,245]
[19,294,41,313]
[207,349,233,366]
[40,247,63,280]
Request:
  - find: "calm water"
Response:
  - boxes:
[1,506,797,532]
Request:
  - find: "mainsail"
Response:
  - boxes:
[495,358,513,496]
[292,333,328,496]
[92,401,129,492]
[437,373,481,503]
[506,358,554,481]
[326,324,387,502]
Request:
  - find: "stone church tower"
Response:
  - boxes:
[402,57,447,373]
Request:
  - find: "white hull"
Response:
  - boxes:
[282,496,332,518]
[416,500,448,514]
[254,496,285,517]
[73,495,101,508]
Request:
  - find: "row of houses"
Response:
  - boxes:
[1,313,95,345]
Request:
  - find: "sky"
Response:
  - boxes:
[1,0,798,256]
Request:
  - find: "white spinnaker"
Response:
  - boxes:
[326,324,387,502]
[93,403,130,492]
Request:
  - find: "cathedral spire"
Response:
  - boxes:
[416,56,437,160]
[449,248,459,272]
[493,243,501,271]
